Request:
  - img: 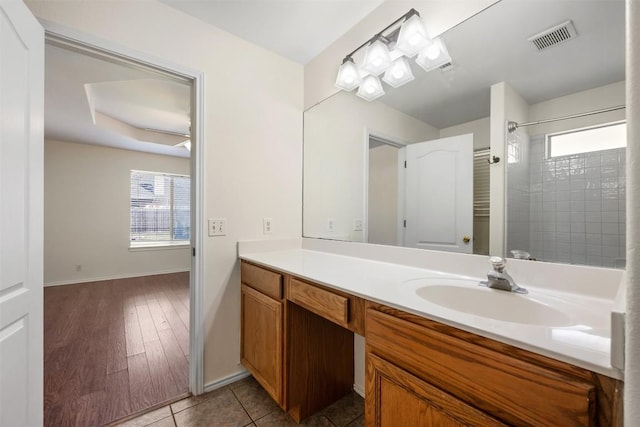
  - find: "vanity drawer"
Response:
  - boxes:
[366,308,595,426]
[241,261,283,300]
[288,278,349,328]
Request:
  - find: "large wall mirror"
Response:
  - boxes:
[303,0,625,268]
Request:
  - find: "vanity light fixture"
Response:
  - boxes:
[382,56,415,88]
[415,37,451,72]
[357,75,385,101]
[361,36,393,75]
[335,57,362,91]
[335,8,452,101]
[395,11,431,57]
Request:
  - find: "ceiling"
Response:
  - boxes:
[159,0,384,64]
[45,0,625,155]
[45,0,382,157]
[45,44,192,157]
[378,0,625,128]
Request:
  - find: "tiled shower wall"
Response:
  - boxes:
[525,134,626,268]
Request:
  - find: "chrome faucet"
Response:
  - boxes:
[480,256,528,294]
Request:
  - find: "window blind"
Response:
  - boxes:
[473,149,490,218]
[130,170,190,243]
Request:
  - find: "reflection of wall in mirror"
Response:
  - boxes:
[368,143,399,246]
[507,130,531,257]
[303,91,439,241]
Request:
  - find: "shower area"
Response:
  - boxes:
[506,107,626,269]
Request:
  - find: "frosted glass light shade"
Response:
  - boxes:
[361,39,392,76]
[396,13,431,57]
[357,75,385,101]
[415,38,451,72]
[382,57,415,88]
[335,58,362,91]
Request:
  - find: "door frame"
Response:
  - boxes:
[40,19,206,395]
[363,129,407,246]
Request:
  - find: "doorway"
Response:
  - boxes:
[41,26,204,426]
[367,134,405,246]
[367,133,475,253]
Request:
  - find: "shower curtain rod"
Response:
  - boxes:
[507,104,626,133]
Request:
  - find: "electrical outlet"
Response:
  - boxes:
[327,218,335,232]
[263,217,273,234]
[354,219,363,231]
[208,218,227,236]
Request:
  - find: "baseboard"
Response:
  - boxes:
[203,370,251,394]
[353,382,365,398]
[44,268,190,287]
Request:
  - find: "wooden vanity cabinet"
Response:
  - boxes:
[240,261,622,425]
[240,261,362,420]
[240,262,284,406]
[366,304,622,427]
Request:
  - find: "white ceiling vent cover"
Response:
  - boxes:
[528,20,577,51]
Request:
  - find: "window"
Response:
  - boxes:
[546,121,626,158]
[130,170,190,247]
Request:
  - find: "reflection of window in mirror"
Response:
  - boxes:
[546,122,626,157]
[507,121,626,269]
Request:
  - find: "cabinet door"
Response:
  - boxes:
[367,308,594,426]
[367,353,506,427]
[241,284,283,405]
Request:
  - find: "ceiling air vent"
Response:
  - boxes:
[438,61,453,71]
[528,20,577,51]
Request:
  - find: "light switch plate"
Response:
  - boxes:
[208,218,227,236]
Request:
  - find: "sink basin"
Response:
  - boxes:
[402,278,572,326]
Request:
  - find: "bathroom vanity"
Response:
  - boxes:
[239,242,623,426]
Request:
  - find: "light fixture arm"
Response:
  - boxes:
[341,8,420,63]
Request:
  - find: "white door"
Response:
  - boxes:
[403,134,473,253]
[0,2,44,426]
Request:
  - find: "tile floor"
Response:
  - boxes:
[114,376,364,427]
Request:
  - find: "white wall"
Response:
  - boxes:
[440,116,490,150]
[490,82,529,256]
[506,130,531,258]
[44,139,190,285]
[26,0,303,386]
[303,90,438,241]
[625,0,640,422]
[368,144,399,246]
[528,81,625,135]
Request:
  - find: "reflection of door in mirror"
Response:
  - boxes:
[404,134,473,253]
[367,134,476,254]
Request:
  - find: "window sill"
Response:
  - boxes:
[129,241,190,251]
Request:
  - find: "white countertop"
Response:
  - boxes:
[240,245,623,380]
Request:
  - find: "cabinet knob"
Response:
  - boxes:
[462,235,471,244]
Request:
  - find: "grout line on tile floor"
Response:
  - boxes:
[230,386,258,423]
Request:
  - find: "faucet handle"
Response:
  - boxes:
[488,256,507,272]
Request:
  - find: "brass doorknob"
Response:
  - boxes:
[462,235,471,244]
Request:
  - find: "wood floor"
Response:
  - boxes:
[44,272,190,427]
